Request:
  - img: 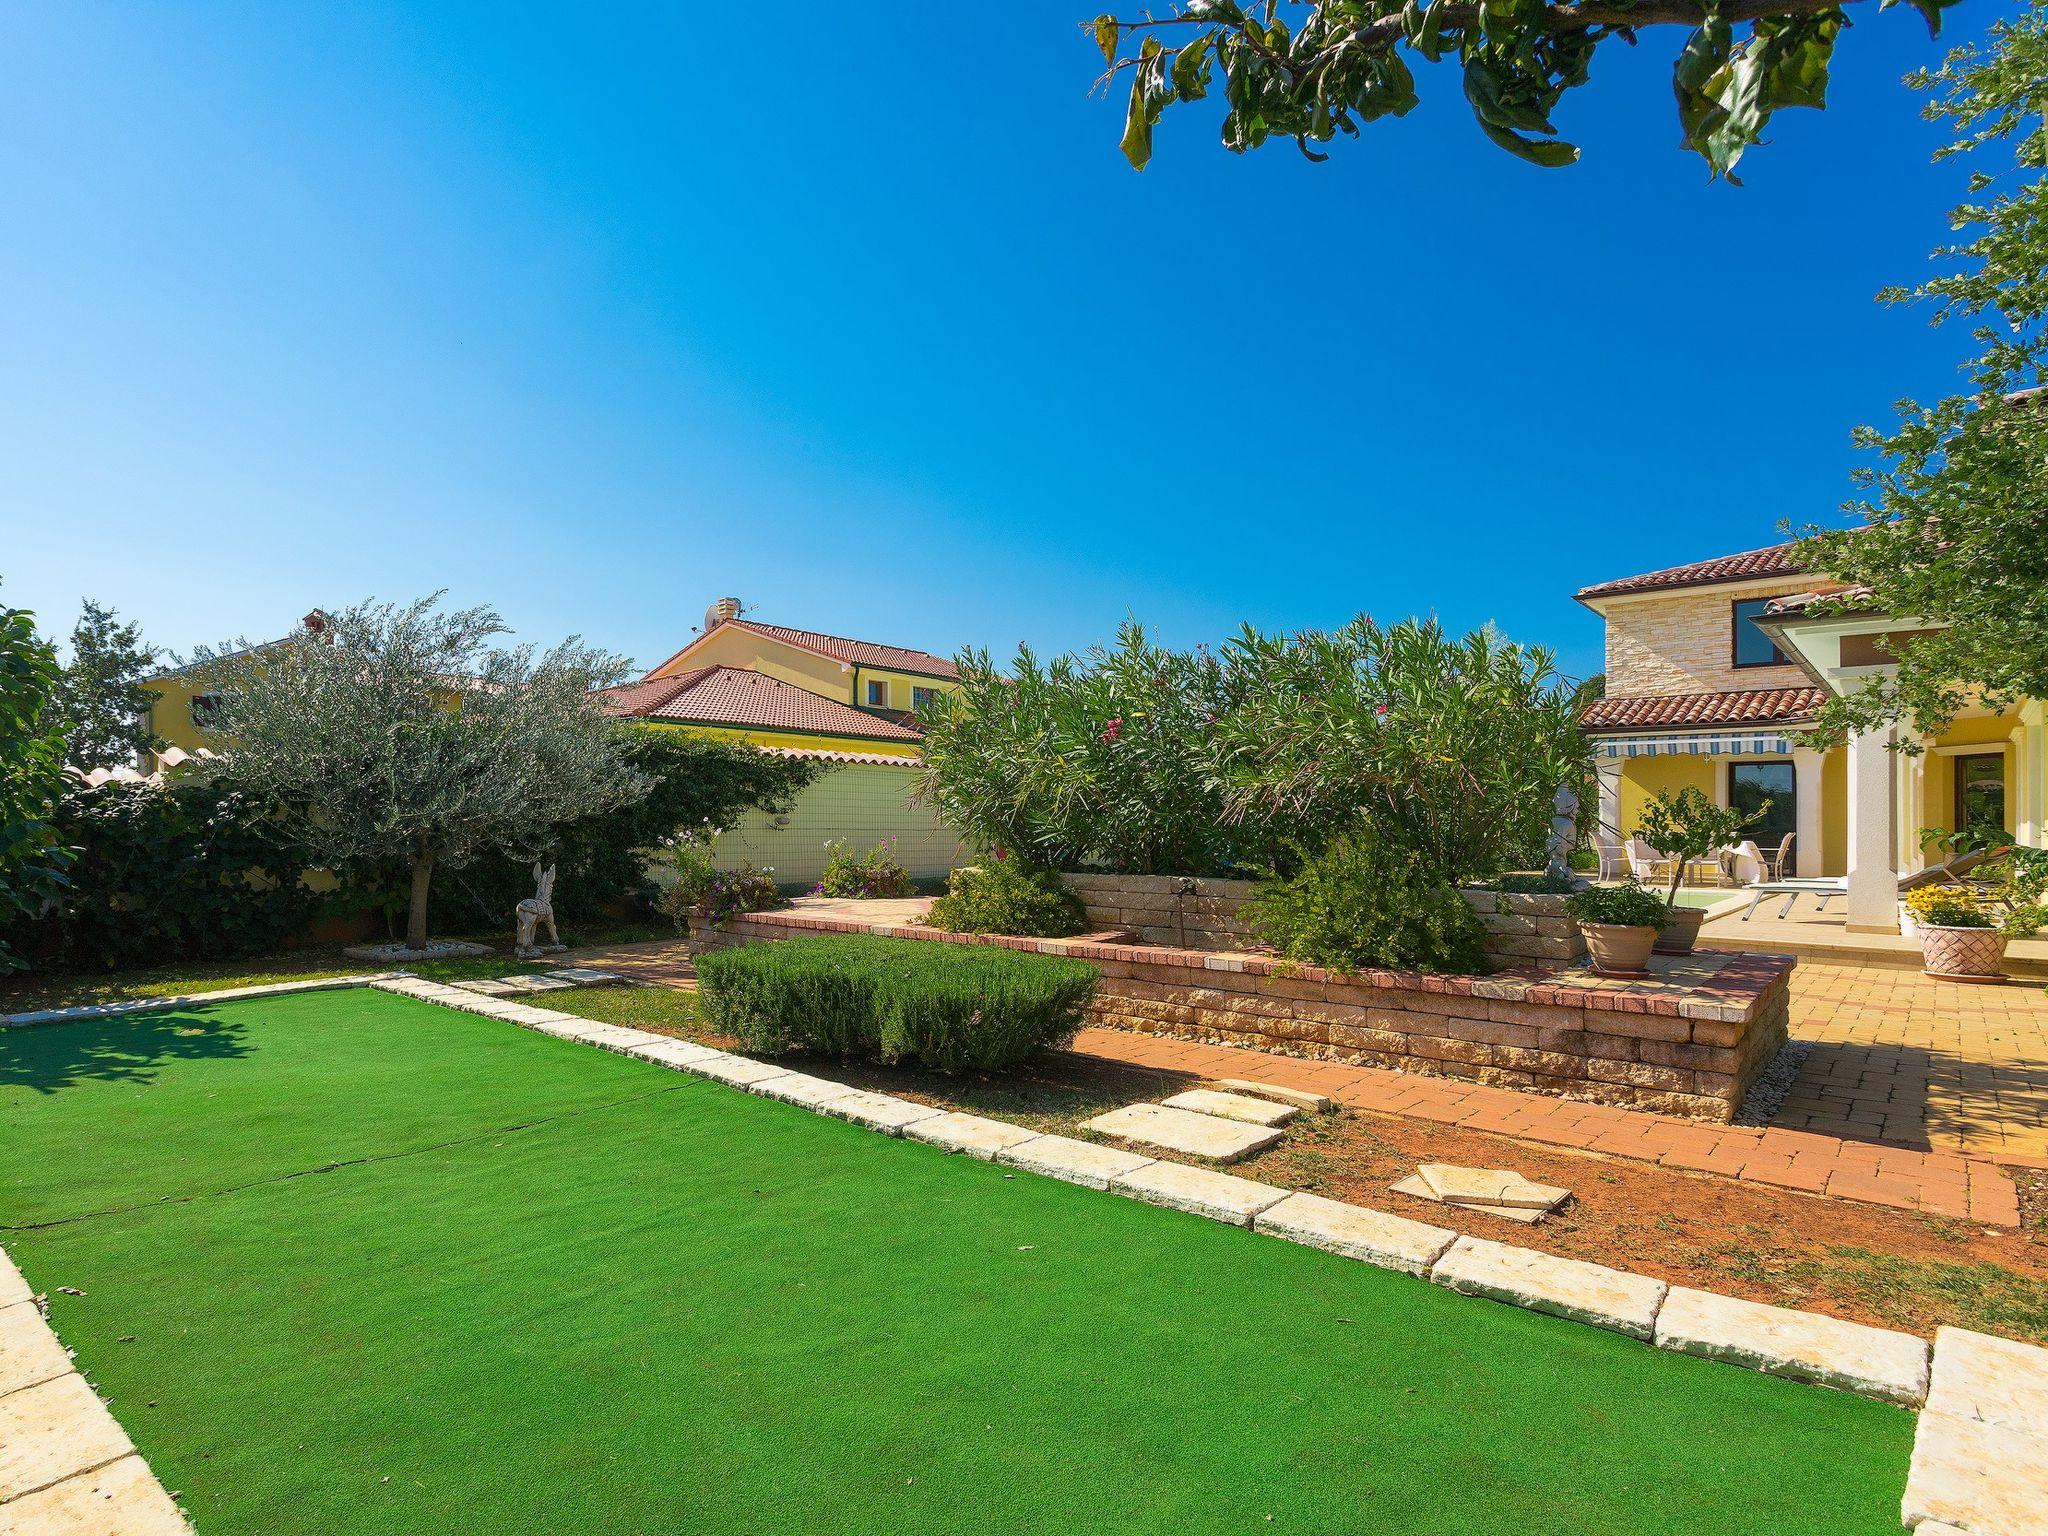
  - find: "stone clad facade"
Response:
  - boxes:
[1600,578,1816,697]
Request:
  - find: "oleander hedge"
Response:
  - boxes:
[695,934,1097,1072]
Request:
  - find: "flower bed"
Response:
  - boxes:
[686,906,1793,1122]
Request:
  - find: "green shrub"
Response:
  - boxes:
[696,934,1098,1071]
[1488,872,1578,895]
[1564,881,1670,929]
[925,859,1088,938]
[813,838,914,899]
[1243,830,1488,975]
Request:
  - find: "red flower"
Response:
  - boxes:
[1375,704,1389,717]
[1101,717,1123,742]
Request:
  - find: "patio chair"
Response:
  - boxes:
[1761,833,1796,882]
[1739,877,1848,920]
[1626,838,1675,885]
[1591,831,1627,881]
[1727,841,1765,888]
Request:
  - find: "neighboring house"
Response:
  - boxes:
[602,598,968,886]
[1577,542,2048,931]
[139,610,334,766]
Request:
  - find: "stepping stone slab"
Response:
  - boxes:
[624,1038,723,1070]
[688,1055,794,1089]
[1418,1163,1570,1211]
[1390,1174,1546,1225]
[1904,1408,2048,1534]
[0,1301,73,1398]
[1110,1161,1288,1227]
[1159,1089,1298,1127]
[547,968,622,984]
[1927,1325,2048,1437]
[1210,1078,1335,1114]
[997,1134,1153,1191]
[562,1022,665,1053]
[1255,1192,1456,1277]
[820,1090,944,1136]
[1654,1286,1930,1404]
[0,1373,134,1502]
[1082,1104,1283,1163]
[0,1453,190,1536]
[905,1112,1043,1161]
[453,979,522,995]
[1432,1236,1667,1340]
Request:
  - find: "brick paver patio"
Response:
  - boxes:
[565,931,2041,1225]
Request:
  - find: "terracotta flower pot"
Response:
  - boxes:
[1579,921,1660,978]
[1652,906,1707,956]
[1918,924,2007,981]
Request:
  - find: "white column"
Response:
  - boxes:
[1597,759,1622,840]
[1846,725,1900,933]
[1791,746,1824,880]
[2018,703,2047,848]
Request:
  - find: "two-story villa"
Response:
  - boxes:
[1578,542,2048,932]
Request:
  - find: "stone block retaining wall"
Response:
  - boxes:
[687,909,1792,1123]
[1458,888,1589,966]
[1059,872,1259,952]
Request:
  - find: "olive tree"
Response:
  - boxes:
[188,595,652,951]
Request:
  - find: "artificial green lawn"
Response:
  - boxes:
[2,990,1914,1534]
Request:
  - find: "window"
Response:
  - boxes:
[1955,752,2007,839]
[911,686,938,712]
[1729,763,1796,854]
[189,692,222,730]
[1731,599,1788,668]
[865,679,889,708]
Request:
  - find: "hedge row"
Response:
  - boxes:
[695,934,1097,1072]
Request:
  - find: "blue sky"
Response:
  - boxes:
[0,1,1995,682]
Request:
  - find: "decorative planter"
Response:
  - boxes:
[1652,906,1707,956]
[1579,921,1660,978]
[1918,924,2007,981]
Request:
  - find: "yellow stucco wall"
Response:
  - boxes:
[1822,746,1846,876]
[645,626,957,716]
[692,762,968,885]
[144,674,220,759]
[674,723,918,758]
[1615,755,1715,840]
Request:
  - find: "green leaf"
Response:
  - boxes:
[1171,35,1214,101]
[1475,116,1581,167]
[1093,14,1120,66]
[1879,0,1958,39]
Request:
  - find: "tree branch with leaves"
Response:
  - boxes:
[1092,0,1951,177]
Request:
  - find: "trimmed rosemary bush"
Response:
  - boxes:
[696,934,1097,1072]
[925,860,1087,938]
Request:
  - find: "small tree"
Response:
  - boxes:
[189,595,652,951]
[1632,786,1767,912]
[54,599,162,772]
[0,600,73,970]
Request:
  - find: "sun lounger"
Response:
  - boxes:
[1740,878,1849,920]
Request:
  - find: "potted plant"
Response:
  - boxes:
[1564,880,1670,978]
[1632,785,1768,955]
[1904,881,2048,980]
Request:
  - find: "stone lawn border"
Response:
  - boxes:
[10,974,2048,1535]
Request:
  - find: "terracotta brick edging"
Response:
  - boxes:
[687,909,1793,1124]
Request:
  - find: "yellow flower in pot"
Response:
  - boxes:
[1903,885,2012,981]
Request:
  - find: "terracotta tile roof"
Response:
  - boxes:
[602,665,922,745]
[718,618,959,679]
[1575,543,1805,602]
[1580,686,1828,733]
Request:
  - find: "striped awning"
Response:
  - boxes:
[1596,731,1794,759]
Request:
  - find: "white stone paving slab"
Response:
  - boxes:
[551,1021,660,1053]
[1904,1408,2048,1534]
[1110,1161,1288,1227]
[997,1134,1154,1190]
[0,1373,135,1502]
[688,1055,794,1089]
[1082,1103,1283,1163]
[452,979,522,995]
[0,1301,74,1399]
[1927,1325,2048,1437]
[751,1072,858,1110]
[1654,1286,1930,1404]
[1209,1078,1334,1114]
[819,1090,944,1136]
[624,1038,723,1070]
[548,968,623,984]
[1159,1089,1297,1127]
[1254,1192,1456,1277]
[6,973,393,1029]
[0,1452,191,1536]
[904,1112,1043,1160]
[0,1249,31,1309]
[1418,1163,1570,1211]
[1433,1236,1667,1339]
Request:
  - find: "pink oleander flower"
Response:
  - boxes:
[1101,717,1122,742]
